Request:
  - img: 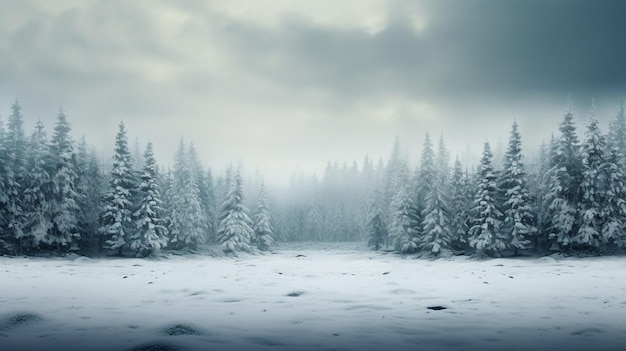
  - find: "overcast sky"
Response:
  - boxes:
[1,0,626,181]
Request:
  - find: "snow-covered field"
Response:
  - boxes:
[2,243,626,351]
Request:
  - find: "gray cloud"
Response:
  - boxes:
[0,0,625,180]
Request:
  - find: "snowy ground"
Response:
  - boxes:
[2,243,626,351]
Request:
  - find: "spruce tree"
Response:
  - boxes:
[544,105,582,250]
[0,117,10,252]
[217,171,254,254]
[48,108,81,251]
[366,183,387,250]
[389,184,420,253]
[130,142,168,256]
[22,120,52,250]
[449,158,471,250]
[469,142,506,256]
[253,182,274,251]
[5,100,27,251]
[601,145,626,248]
[575,106,606,250]
[420,136,453,254]
[168,139,206,250]
[608,100,626,167]
[500,121,536,255]
[100,121,136,255]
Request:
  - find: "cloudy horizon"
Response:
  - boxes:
[2,0,626,182]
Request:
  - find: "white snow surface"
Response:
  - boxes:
[2,242,626,351]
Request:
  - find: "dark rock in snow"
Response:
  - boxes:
[296,254,306,258]
[162,323,202,336]
[0,312,43,331]
[382,272,390,275]
[427,306,447,311]
[129,342,184,351]
[287,291,304,297]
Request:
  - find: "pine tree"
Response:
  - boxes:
[608,100,626,167]
[366,183,387,250]
[253,182,274,251]
[75,136,104,253]
[188,143,211,243]
[601,145,626,248]
[217,171,254,254]
[500,121,536,255]
[544,104,582,250]
[449,158,471,250]
[0,117,11,253]
[130,142,168,257]
[420,136,453,254]
[415,133,436,216]
[100,121,137,255]
[168,139,206,250]
[469,142,506,256]
[4,99,27,251]
[389,184,420,253]
[22,120,52,250]
[574,105,606,250]
[48,108,81,251]
[204,169,217,242]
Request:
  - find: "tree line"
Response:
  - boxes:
[366,100,626,257]
[0,100,273,256]
[2,98,626,258]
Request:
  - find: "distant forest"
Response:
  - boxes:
[2,99,626,258]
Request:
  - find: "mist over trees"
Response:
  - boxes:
[2,99,626,258]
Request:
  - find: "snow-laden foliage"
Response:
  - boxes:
[500,121,536,255]
[469,142,506,256]
[100,121,137,255]
[389,185,420,253]
[130,142,168,257]
[167,140,207,250]
[544,107,583,250]
[253,183,274,251]
[449,158,471,250]
[366,183,387,250]
[575,106,606,250]
[217,171,254,254]
[48,109,81,251]
[2,100,27,252]
[22,120,52,251]
[420,137,453,254]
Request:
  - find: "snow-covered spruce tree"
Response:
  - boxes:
[204,169,217,242]
[0,117,11,253]
[75,137,104,253]
[574,105,606,251]
[168,139,206,250]
[217,171,254,254]
[22,120,52,251]
[253,182,274,251]
[544,104,582,251]
[449,158,471,250]
[4,100,27,252]
[469,141,506,257]
[601,145,626,248]
[187,143,211,243]
[130,142,168,257]
[499,121,536,255]
[420,136,453,254]
[366,182,387,250]
[608,100,626,167]
[384,137,407,233]
[100,121,137,256]
[389,184,420,253]
[48,108,81,251]
[415,133,436,219]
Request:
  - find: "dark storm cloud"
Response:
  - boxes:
[217,0,626,104]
